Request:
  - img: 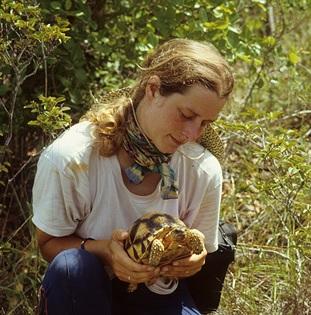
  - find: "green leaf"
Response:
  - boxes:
[288,52,300,65]
[287,167,300,176]
[50,1,61,10]
[64,0,72,10]
[263,36,276,47]
[257,77,264,88]
[27,120,40,126]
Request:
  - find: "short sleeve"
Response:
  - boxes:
[191,182,222,253]
[180,147,223,254]
[32,154,91,237]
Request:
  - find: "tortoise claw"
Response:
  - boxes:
[128,283,138,293]
[149,239,164,266]
[186,229,205,254]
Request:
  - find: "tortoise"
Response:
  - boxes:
[124,211,205,292]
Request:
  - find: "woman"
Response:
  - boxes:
[32,38,234,315]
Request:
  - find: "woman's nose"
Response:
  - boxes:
[182,121,202,141]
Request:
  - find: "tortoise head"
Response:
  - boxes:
[165,227,187,242]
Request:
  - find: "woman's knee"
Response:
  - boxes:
[43,248,108,289]
[40,249,112,314]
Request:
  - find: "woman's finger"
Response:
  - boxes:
[172,251,207,267]
[109,229,158,283]
[110,241,154,273]
[111,229,129,243]
[115,268,157,284]
[158,251,207,278]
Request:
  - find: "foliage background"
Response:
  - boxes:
[0,0,310,314]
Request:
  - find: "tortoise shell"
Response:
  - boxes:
[124,211,204,267]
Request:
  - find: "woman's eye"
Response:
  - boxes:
[180,111,192,120]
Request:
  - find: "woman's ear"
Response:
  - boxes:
[145,75,161,100]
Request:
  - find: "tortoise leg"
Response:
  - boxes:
[186,229,205,255]
[149,239,164,266]
[128,283,138,293]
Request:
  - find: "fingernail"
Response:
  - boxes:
[173,261,179,266]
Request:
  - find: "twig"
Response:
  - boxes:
[304,128,311,138]
[6,284,34,315]
[280,110,311,121]
[222,129,264,149]
[298,64,311,77]
[19,60,32,77]
[238,210,268,239]
[0,97,9,115]
[16,45,28,64]
[240,1,307,110]
[5,215,32,244]
[254,110,311,124]
[267,6,276,35]
[20,62,40,84]
[4,81,20,146]
[241,63,265,106]
[41,41,48,97]
[238,245,290,260]
[9,181,27,220]
[238,242,311,250]
[4,61,39,147]
[8,152,41,184]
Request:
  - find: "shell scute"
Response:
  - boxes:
[124,211,204,266]
[124,211,205,292]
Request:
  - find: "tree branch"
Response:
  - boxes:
[41,41,48,97]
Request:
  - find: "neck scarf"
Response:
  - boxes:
[122,104,178,200]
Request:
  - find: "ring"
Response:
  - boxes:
[128,275,131,281]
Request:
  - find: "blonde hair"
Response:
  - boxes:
[84,38,234,156]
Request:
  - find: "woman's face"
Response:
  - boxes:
[138,81,226,154]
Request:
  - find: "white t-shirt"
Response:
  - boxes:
[32,121,222,254]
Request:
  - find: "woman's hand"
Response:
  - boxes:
[105,229,160,285]
[159,247,207,279]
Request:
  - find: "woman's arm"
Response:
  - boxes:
[36,228,158,284]
[36,228,110,263]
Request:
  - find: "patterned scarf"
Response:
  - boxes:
[122,105,178,200]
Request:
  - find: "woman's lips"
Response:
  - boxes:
[169,135,183,146]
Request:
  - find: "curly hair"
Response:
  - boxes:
[83,38,234,156]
